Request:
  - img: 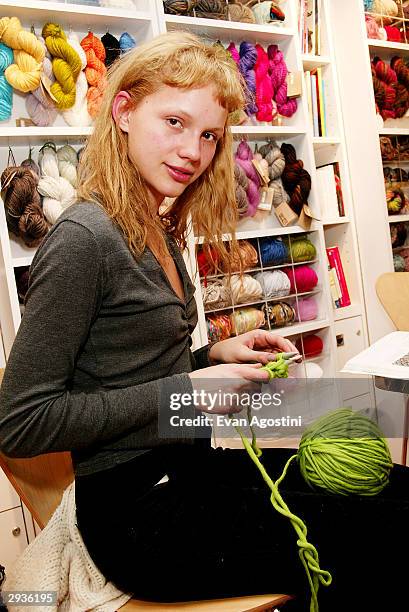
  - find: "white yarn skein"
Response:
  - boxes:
[57,145,78,188]
[226,274,263,305]
[255,270,291,298]
[63,32,93,128]
[39,145,60,180]
[304,362,324,379]
[373,0,399,19]
[37,176,76,225]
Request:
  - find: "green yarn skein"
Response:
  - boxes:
[289,237,317,262]
[298,407,393,496]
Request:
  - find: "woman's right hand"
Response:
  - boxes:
[188,363,270,414]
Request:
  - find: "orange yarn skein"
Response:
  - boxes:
[80,32,107,119]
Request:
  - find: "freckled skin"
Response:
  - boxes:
[117,84,228,208]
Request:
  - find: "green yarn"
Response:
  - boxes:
[298,408,393,496]
[289,237,317,262]
[235,356,392,611]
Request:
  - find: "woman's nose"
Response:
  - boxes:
[178,134,201,162]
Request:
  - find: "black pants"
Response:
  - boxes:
[75,444,409,611]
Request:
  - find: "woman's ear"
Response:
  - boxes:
[112,91,132,132]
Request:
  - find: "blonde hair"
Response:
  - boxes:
[77,31,246,267]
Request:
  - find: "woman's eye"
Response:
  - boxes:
[203,131,217,142]
[167,118,182,128]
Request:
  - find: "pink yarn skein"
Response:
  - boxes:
[268,44,297,118]
[297,297,318,321]
[227,42,240,66]
[235,141,261,216]
[254,44,273,122]
[283,265,318,293]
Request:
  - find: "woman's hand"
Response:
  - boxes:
[189,362,269,414]
[208,329,299,366]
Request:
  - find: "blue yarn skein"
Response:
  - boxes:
[0,42,13,121]
[259,237,289,266]
[119,32,136,54]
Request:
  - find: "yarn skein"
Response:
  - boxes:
[230,307,265,335]
[239,41,258,117]
[234,162,250,217]
[297,296,318,321]
[56,144,79,188]
[254,44,273,122]
[63,32,93,127]
[289,236,317,262]
[42,23,81,109]
[221,240,259,273]
[0,17,45,93]
[254,270,291,298]
[81,31,107,119]
[0,42,13,121]
[25,36,57,127]
[1,165,49,247]
[226,274,263,305]
[284,265,318,293]
[262,301,295,327]
[258,141,289,209]
[281,143,312,216]
[206,313,232,342]
[268,44,297,118]
[119,32,136,54]
[101,32,120,67]
[235,141,261,215]
[38,142,76,224]
[258,236,289,266]
[202,279,231,310]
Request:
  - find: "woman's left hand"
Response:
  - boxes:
[208,329,299,365]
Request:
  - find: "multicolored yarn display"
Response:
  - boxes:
[262,301,295,327]
[80,31,107,119]
[0,164,49,247]
[281,143,312,216]
[371,55,409,121]
[254,44,273,122]
[230,306,265,334]
[0,42,13,121]
[0,17,45,93]
[284,265,318,293]
[162,1,285,24]
[62,32,93,127]
[252,1,285,24]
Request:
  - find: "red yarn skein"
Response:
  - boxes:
[295,334,323,358]
[197,247,219,276]
[254,44,273,122]
[281,143,312,216]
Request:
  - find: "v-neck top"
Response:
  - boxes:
[0,202,208,476]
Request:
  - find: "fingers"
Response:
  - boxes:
[239,365,270,382]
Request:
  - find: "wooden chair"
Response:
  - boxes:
[375,272,409,464]
[0,371,291,612]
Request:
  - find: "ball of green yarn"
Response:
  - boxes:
[289,237,316,262]
[298,408,393,496]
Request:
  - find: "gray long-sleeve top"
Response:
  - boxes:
[0,202,210,476]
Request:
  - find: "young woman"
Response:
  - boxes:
[0,32,408,612]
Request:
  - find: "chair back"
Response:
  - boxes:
[375,272,409,331]
[0,369,74,529]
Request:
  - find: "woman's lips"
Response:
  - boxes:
[166,164,193,183]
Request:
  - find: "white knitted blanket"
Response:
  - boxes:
[4,482,132,612]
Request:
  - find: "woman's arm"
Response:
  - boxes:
[0,220,194,458]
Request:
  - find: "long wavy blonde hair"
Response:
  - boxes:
[77,31,246,267]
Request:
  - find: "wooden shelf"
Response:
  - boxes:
[164,14,294,44]
[0,0,152,29]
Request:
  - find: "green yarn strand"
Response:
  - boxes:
[236,428,332,612]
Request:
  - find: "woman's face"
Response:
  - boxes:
[116,84,228,207]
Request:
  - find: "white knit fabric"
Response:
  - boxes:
[4,482,131,612]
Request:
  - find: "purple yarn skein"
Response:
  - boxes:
[239,41,258,116]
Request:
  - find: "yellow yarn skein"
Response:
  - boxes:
[0,17,44,93]
[42,23,81,110]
